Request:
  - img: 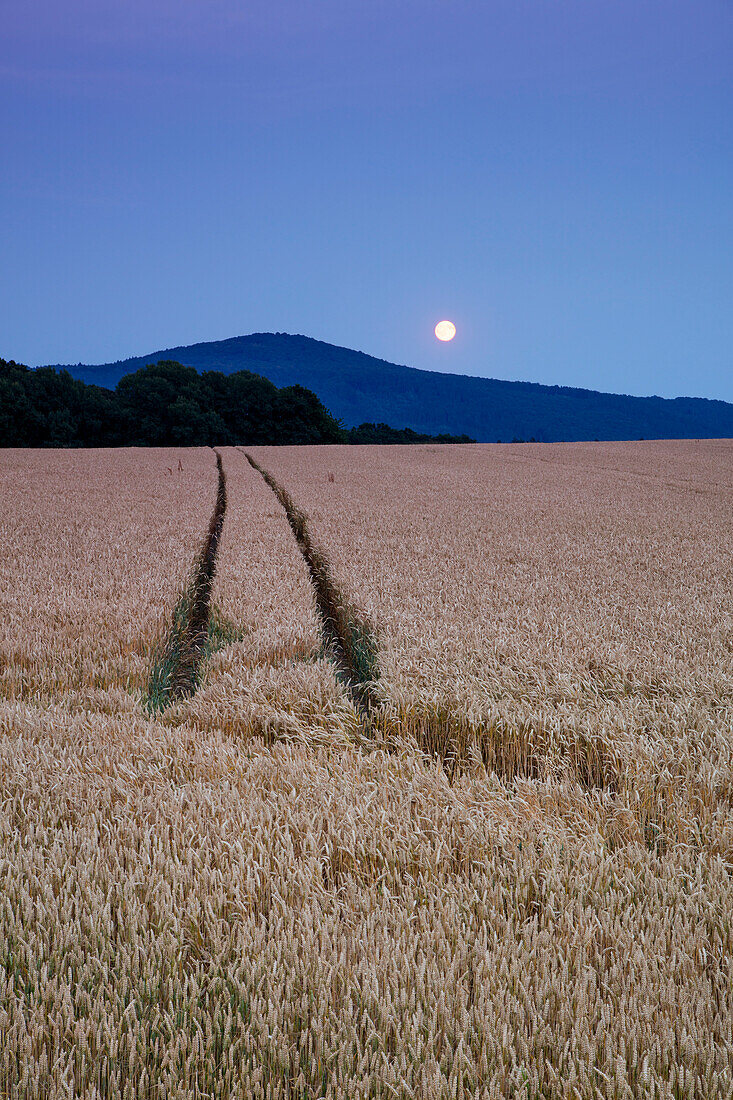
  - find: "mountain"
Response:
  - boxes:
[50,333,733,442]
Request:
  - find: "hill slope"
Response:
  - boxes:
[51,333,733,442]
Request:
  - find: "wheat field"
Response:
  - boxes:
[1,441,732,1098]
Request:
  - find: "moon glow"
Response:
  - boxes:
[434,320,456,342]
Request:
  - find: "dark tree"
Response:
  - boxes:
[0,357,472,448]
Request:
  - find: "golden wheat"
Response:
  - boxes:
[1,441,732,1097]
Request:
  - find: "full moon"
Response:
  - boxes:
[434,320,456,342]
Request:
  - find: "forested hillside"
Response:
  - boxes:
[53,332,733,442]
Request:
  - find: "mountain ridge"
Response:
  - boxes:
[48,332,733,442]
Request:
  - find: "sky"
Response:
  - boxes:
[2,0,732,400]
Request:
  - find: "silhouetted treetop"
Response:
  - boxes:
[0,359,472,447]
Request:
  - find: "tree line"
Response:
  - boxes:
[0,358,474,447]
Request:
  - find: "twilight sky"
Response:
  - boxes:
[2,0,732,400]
